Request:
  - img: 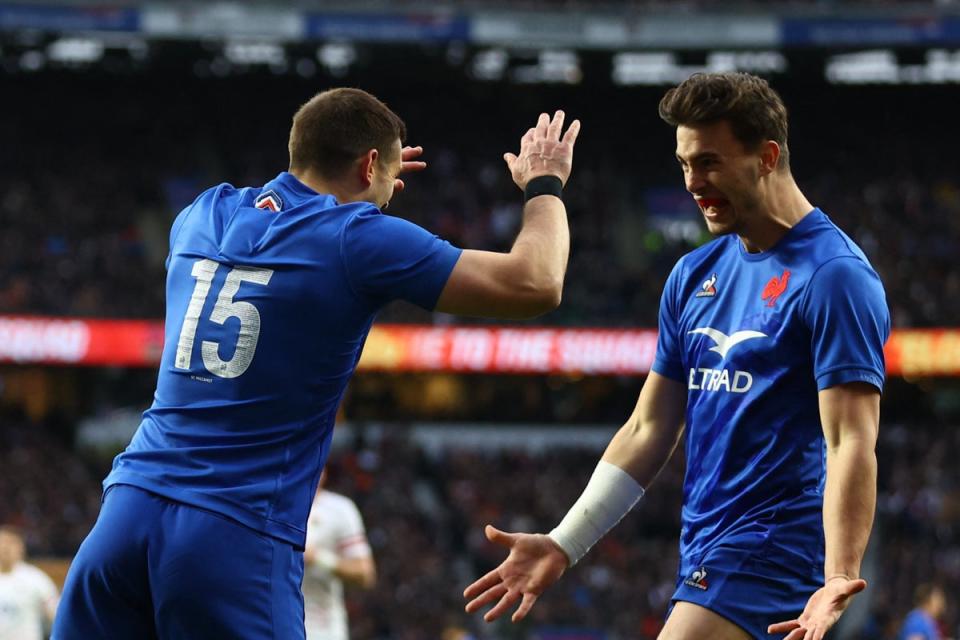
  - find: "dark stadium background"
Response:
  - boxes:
[3,1,960,638]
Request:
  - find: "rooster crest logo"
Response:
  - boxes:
[762,270,791,307]
[695,273,718,298]
[684,567,709,590]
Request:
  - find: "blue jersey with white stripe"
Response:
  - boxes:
[653,208,889,577]
[104,172,461,546]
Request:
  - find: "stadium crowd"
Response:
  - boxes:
[5,64,960,639]
[3,409,958,639]
[2,73,959,328]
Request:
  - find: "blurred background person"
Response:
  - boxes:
[899,584,947,640]
[0,526,58,640]
[303,470,376,640]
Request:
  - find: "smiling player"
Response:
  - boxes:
[464,72,889,640]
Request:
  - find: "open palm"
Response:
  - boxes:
[463,525,568,623]
[768,577,866,640]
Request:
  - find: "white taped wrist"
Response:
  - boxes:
[548,460,644,566]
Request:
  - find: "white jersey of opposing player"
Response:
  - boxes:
[303,490,372,640]
[0,563,58,640]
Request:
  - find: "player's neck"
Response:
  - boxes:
[0,561,13,573]
[738,175,813,253]
[291,170,361,206]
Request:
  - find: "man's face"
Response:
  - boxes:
[675,121,764,237]
[370,138,403,210]
[0,530,24,569]
[930,588,947,618]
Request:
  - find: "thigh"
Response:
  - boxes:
[670,552,815,640]
[52,486,158,640]
[151,502,304,640]
[660,601,752,640]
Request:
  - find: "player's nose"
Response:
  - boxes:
[684,170,706,194]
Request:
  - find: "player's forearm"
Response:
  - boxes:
[333,557,376,589]
[602,416,684,488]
[507,195,570,308]
[823,441,876,580]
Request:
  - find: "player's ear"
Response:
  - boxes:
[358,149,378,187]
[758,141,780,176]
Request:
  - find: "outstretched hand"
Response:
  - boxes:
[393,145,427,193]
[463,525,569,623]
[768,577,867,640]
[504,110,581,190]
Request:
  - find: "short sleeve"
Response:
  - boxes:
[336,499,372,560]
[341,208,462,309]
[802,257,890,392]
[651,259,686,383]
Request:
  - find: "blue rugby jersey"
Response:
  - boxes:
[898,609,941,640]
[652,208,889,577]
[104,172,462,546]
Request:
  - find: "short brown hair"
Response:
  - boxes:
[915,583,942,606]
[288,88,406,178]
[659,72,790,169]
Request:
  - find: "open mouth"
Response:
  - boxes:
[696,197,730,218]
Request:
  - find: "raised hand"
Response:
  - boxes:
[463,525,569,623]
[504,111,581,190]
[393,145,427,193]
[767,577,867,640]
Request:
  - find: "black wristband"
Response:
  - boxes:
[523,175,563,203]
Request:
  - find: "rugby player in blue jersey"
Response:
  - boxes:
[465,72,889,640]
[53,89,580,639]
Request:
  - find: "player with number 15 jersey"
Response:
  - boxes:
[54,90,581,639]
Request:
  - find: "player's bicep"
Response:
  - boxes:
[818,382,880,450]
[434,249,560,319]
[603,371,687,484]
[635,371,687,438]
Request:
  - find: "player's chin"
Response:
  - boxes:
[703,217,737,236]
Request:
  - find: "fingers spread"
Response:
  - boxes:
[466,583,508,614]
[547,110,565,141]
[484,589,521,623]
[464,567,502,599]
[768,620,800,634]
[562,119,582,146]
[783,627,807,640]
[535,112,550,139]
[512,591,539,623]
[400,161,427,174]
[400,146,424,162]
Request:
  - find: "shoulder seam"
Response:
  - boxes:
[798,254,873,320]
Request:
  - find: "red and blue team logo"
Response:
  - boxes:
[254,190,283,212]
[762,270,790,307]
[695,273,718,298]
[684,567,709,590]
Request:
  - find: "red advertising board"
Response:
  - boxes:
[1,315,957,376]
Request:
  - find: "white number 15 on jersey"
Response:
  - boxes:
[174,258,273,379]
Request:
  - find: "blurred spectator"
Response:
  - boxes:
[3,73,959,328]
[896,583,946,640]
[0,525,59,640]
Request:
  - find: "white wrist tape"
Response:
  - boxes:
[548,460,645,566]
